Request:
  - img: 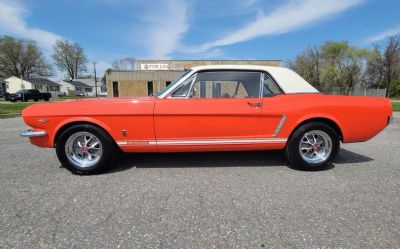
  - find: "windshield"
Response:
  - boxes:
[156,70,192,97]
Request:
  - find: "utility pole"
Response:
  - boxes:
[93,62,98,97]
[21,75,25,102]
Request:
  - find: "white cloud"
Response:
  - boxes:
[198,0,363,51]
[0,0,62,49]
[133,0,190,59]
[366,26,400,43]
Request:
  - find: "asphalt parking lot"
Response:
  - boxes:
[1,115,400,249]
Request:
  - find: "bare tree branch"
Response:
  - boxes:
[52,39,88,80]
[111,57,136,70]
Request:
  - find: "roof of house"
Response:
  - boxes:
[24,78,60,86]
[66,80,92,88]
[74,78,96,87]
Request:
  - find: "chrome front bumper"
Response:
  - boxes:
[20,130,47,137]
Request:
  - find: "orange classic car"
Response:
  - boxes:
[21,65,393,174]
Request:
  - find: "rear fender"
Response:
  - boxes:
[290,113,345,140]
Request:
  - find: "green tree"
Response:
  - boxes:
[321,41,370,94]
[0,36,52,77]
[289,41,371,95]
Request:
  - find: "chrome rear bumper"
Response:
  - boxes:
[20,130,47,137]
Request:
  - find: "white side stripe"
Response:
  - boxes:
[117,138,287,146]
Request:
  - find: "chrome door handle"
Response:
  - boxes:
[247,101,262,108]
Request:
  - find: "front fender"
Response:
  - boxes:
[52,117,115,146]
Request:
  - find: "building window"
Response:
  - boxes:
[49,86,60,91]
[212,83,221,98]
[34,84,43,90]
[147,81,153,96]
[200,81,206,98]
[112,81,119,97]
[85,88,92,92]
[166,81,171,86]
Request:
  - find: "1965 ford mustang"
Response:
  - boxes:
[21,65,392,174]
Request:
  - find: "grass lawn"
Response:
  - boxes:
[0,102,33,118]
[392,101,400,112]
[58,96,95,99]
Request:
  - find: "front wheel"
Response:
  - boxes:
[56,124,117,174]
[285,122,340,171]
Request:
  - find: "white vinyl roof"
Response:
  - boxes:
[190,65,319,94]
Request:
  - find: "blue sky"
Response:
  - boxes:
[0,0,399,78]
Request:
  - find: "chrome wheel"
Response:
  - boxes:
[65,132,103,168]
[299,130,332,164]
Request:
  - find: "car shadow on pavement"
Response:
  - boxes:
[335,148,374,165]
[108,150,288,173]
[105,148,373,174]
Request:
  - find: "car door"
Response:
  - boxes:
[153,70,264,152]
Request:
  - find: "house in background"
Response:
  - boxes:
[59,80,93,96]
[5,76,60,96]
[74,77,106,95]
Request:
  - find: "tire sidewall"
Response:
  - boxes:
[287,122,340,170]
[56,124,115,174]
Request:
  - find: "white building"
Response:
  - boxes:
[59,80,93,96]
[76,78,105,95]
[5,76,61,96]
[59,78,106,96]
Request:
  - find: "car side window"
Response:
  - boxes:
[171,76,195,97]
[263,74,282,97]
[190,71,261,99]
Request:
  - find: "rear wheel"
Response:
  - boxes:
[285,122,340,171]
[56,124,116,174]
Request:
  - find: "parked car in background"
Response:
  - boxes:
[8,89,51,102]
[20,65,392,175]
